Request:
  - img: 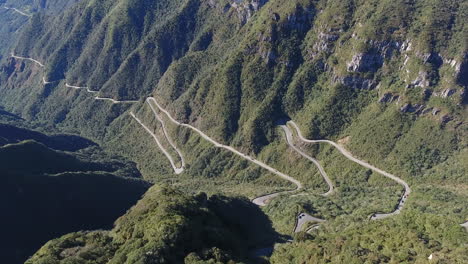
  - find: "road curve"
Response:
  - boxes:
[11,55,139,104]
[95,96,138,104]
[65,83,98,94]
[130,112,184,174]
[66,84,138,103]
[42,77,59,85]
[280,124,334,196]
[294,213,326,233]
[146,98,185,170]
[147,97,302,205]
[288,121,411,220]
[461,221,468,230]
[11,53,44,67]
[3,6,32,18]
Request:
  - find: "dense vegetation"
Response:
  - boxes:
[25,185,281,264]
[0,0,466,263]
[0,119,150,264]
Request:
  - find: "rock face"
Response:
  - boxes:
[379,93,399,103]
[347,52,383,73]
[311,32,339,54]
[398,103,453,124]
[334,75,377,90]
[440,114,452,124]
[411,71,430,88]
[434,88,456,98]
[400,103,425,114]
[230,0,269,25]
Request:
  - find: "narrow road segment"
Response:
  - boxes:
[130,112,184,174]
[288,121,411,220]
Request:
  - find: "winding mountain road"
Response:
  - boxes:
[280,124,334,196]
[146,97,302,205]
[294,213,326,233]
[130,112,184,174]
[288,121,411,220]
[3,6,32,18]
[146,98,185,170]
[66,83,137,103]
[461,221,468,230]
[11,53,44,67]
[65,83,98,94]
[11,54,139,104]
[95,96,138,104]
[9,52,412,229]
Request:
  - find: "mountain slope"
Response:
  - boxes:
[0,122,149,264]
[25,185,279,264]
[0,0,466,263]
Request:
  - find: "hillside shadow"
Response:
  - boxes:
[0,123,96,151]
[207,195,290,260]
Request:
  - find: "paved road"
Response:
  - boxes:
[280,124,334,196]
[11,54,300,206]
[288,121,411,220]
[461,221,468,230]
[95,96,138,104]
[294,213,326,233]
[10,53,412,228]
[11,55,138,104]
[146,98,185,170]
[42,77,59,85]
[66,84,137,103]
[11,53,44,67]
[130,112,184,174]
[65,83,98,94]
[147,97,303,205]
[3,6,32,17]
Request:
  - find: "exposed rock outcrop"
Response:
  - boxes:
[433,88,457,98]
[229,0,269,25]
[410,71,430,88]
[306,31,340,61]
[398,103,451,124]
[334,75,377,90]
[440,114,452,124]
[347,52,383,73]
[400,103,425,114]
[379,93,399,103]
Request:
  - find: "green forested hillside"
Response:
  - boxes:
[25,185,279,264]
[0,0,466,263]
[0,121,150,264]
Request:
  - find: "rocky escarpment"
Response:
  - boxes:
[246,4,315,66]
[207,0,270,25]
[230,0,269,25]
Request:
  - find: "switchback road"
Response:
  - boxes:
[3,6,32,17]
[146,98,185,170]
[130,112,184,174]
[288,121,411,220]
[280,124,334,196]
[147,97,303,206]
